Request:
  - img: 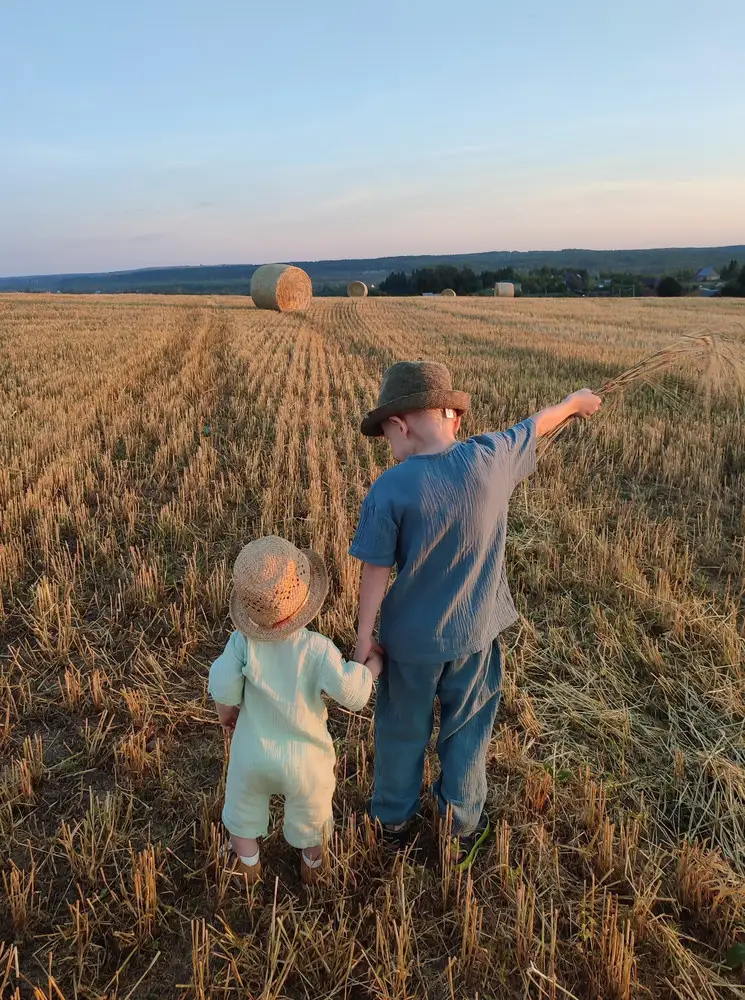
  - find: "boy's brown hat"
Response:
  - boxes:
[361,360,471,437]
[229,536,329,641]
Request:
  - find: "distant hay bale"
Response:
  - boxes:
[440,288,457,297]
[347,281,368,298]
[250,264,312,312]
[495,282,515,298]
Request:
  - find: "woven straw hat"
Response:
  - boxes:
[229,537,329,642]
[361,360,471,437]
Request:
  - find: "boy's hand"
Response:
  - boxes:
[364,649,384,681]
[566,388,602,418]
[353,634,384,665]
[215,703,240,732]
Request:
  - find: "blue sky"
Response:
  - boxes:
[1,0,743,276]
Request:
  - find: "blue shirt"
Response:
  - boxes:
[349,419,536,664]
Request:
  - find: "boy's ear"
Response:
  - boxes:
[389,415,408,436]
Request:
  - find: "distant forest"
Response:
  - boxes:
[1,245,744,296]
[377,259,745,297]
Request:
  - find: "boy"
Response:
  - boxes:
[350,360,601,868]
[209,535,383,885]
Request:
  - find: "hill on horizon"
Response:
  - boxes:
[1,244,743,295]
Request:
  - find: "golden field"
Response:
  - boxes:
[1,293,744,1000]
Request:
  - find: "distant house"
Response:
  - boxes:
[695,267,720,283]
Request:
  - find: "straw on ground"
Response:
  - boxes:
[0,293,743,1000]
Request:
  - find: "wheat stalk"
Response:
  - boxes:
[539,332,745,453]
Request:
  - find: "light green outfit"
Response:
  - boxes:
[209,628,372,848]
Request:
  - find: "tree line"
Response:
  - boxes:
[720,259,745,296]
[379,265,523,296]
[373,261,745,298]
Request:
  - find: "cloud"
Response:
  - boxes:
[194,200,216,210]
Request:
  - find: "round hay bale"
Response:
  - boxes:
[495,282,515,298]
[347,281,368,298]
[440,288,457,297]
[250,264,312,312]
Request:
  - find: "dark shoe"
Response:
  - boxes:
[378,816,421,854]
[450,811,491,871]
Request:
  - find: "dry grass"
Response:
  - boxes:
[541,333,745,452]
[1,292,744,999]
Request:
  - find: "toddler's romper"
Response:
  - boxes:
[208,627,372,848]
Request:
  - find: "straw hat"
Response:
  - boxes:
[361,361,471,437]
[229,537,329,641]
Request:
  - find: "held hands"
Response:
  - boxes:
[353,634,384,666]
[216,703,240,732]
[353,633,385,680]
[566,388,602,419]
[364,649,385,681]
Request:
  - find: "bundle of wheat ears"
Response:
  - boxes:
[539,332,745,454]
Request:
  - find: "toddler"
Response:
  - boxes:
[209,535,382,884]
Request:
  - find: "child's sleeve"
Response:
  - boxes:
[317,643,373,712]
[474,417,537,492]
[349,489,398,567]
[208,631,247,707]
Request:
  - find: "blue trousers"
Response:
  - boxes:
[371,639,502,835]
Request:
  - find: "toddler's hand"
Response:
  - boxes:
[566,388,602,419]
[216,703,240,732]
[354,635,384,665]
[365,649,384,681]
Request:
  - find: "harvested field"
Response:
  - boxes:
[1,293,744,999]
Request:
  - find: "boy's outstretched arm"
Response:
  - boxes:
[353,562,391,664]
[531,388,602,437]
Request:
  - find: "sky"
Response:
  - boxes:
[1,0,744,276]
